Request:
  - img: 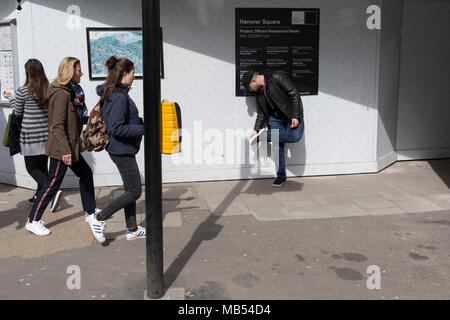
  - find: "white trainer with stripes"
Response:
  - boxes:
[85,209,102,223]
[86,211,106,243]
[126,226,146,241]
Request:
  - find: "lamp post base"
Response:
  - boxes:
[144,288,185,300]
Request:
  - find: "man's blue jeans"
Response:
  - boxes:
[267,116,304,179]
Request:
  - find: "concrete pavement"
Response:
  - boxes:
[0,159,449,299]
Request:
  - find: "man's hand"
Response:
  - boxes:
[62,154,72,167]
[291,118,299,129]
[249,130,258,139]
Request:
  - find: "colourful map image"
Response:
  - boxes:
[88,30,143,78]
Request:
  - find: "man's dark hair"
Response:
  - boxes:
[241,71,256,93]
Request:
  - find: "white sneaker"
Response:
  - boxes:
[50,190,63,212]
[85,208,101,222]
[249,128,268,145]
[126,226,146,241]
[26,220,51,236]
[86,211,106,243]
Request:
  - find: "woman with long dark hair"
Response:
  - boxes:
[7,59,62,210]
[26,57,100,238]
[92,56,146,241]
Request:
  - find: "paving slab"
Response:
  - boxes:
[355,181,400,193]
[367,207,407,216]
[284,200,334,220]
[162,187,196,201]
[163,199,209,212]
[163,211,183,228]
[320,174,379,187]
[203,193,250,216]
[290,181,338,194]
[239,194,283,209]
[352,197,398,210]
[311,193,354,206]
[428,201,450,210]
[392,199,443,213]
[422,193,450,202]
[325,205,369,218]
[337,187,373,198]
[377,190,423,201]
[271,191,312,202]
[194,180,248,195]
[249,207,293,221]
[241,180,281,193]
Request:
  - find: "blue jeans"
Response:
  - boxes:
[267,116,304,179]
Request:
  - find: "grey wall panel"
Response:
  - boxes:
[376,0,402,167]
[396,0,450,157]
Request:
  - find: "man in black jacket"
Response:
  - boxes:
[242,70,305,187]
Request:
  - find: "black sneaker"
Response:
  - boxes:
[272,177,287,187]
[50,190,63,212]
[28,195,37,203]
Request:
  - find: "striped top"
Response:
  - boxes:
[12,85,49,156]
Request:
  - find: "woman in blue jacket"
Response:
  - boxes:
[88,56,145,241]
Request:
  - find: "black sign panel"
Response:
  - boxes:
[236,8,320,96]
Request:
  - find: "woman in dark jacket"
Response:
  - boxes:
[94,56,146,241]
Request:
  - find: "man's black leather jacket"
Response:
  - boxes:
[254,70,304,131]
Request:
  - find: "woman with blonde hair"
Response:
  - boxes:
[26,57,102,241]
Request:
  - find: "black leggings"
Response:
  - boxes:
[24,155,49,196]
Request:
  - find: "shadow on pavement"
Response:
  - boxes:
[428,158,450,189]
[0,199,33,231]
[102,187,194,247]
[162,178,304,289]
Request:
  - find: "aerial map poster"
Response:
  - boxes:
[235,8,320,97]
[87,28,143,80]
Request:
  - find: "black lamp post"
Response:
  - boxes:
[142,0,164,299]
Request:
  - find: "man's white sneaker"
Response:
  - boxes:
[126,226,146,241]
[249,128,268,145]
[50,190,63,212]
[26,220,51,236]
[86,211,106,243]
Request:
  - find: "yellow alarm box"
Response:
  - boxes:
[160,101,182,154]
